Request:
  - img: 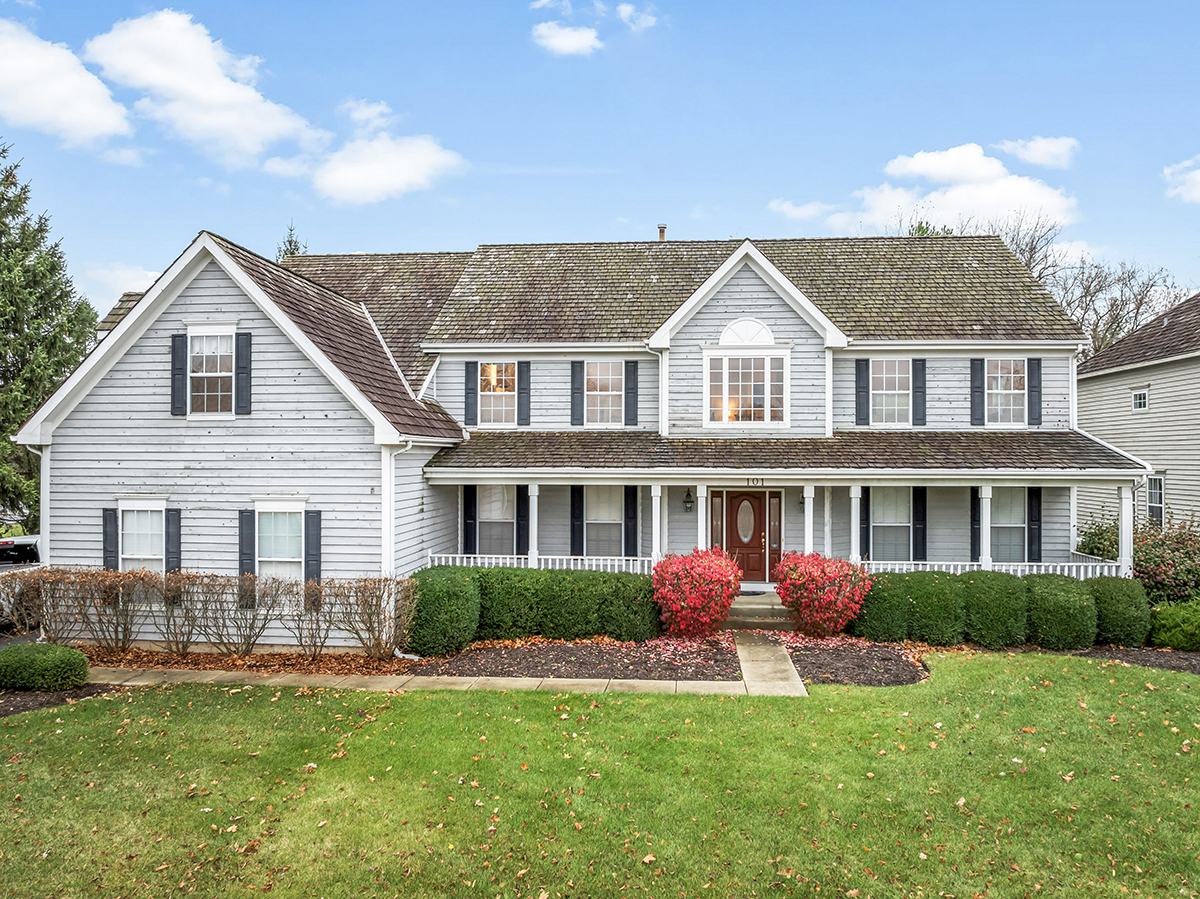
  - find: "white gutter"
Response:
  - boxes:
[381,441,413,575]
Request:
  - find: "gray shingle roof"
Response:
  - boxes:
[97,291,144,338]
[424,236,1082,344]
[1078,291,1200,375]
[428,429,1144,472]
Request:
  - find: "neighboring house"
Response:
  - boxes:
[16,231,1147,595]
[1077,291,1200,527]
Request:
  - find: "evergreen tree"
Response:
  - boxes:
[276,221,308,262]
[0,141,97,531]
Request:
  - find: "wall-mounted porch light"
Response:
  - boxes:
[683,487,695,513]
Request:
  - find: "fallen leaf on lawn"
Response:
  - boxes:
[318,820,328,827]
[1062,771,1074,783]
[643,854,656,864]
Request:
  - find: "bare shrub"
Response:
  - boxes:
[195,574,282,657]
[0,568,42,636]
[153,572,205,655]
[329,577,417,660]
[281,579,334,660]
[77,569,158,652]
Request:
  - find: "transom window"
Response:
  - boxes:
[990,487,1025,563]
[258,511,302,579]
[871,359,911,425]
[1147,476,1164,527]
[586,362,623,424]
[190,334,233,414]
[871,487,911,562]
[1132,389,1149,412]
[479,363,516,425]
[708,357,785,423]
[585,486,624,556]
[477,485,516,554]
[121,509,164,572]
[987,359,1026,424]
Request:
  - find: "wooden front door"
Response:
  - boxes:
[725,492,767,581]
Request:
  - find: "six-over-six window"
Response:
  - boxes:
[190,333,234,414]
[478,363,516,425]
[986,358,1026,424]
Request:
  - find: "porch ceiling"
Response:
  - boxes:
[427,429,1146,474]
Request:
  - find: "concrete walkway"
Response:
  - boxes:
[733,633,808,696]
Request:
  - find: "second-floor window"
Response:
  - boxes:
[586,362,623,424]
[987,359,1026,424]
[1132,388,1149,412]
[871,359,910,425]
[479,363,516,425]
[708,357,785,423]
[190,333,233,414]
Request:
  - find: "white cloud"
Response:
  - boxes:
[0,19,130,146]
[616,3,656,31]
[312,134,465,204]
[530,0,573,10]
[82,10,329,169]
[767,198,834,221]
[81,261,159,311]
[994,135,1080,169]
[884,143,1008,184]
[261,155,311,177]
[339,98,395,134]
[1164,155,1200,203]
[532,21,602,55]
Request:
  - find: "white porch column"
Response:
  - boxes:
[651,484,663,560]
[979,485,993,570]
[527,484,539,565]
[1118,484,1134,577]
[696,484,708,550]
[823,486,832,557]
[849,486,862,562]
[803,485,815,554]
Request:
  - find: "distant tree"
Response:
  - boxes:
[276,221,308,262]
[0,141,97,531]
[905,219,955,237]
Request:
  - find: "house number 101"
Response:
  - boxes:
[746,478,765,487]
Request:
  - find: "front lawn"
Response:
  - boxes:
[2,652,1197,897]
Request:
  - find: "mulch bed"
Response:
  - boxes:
[0,683,120,719]
[771,633,929,687]
[1063,645,1200,676]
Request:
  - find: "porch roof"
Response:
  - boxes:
[427,429,1147,474]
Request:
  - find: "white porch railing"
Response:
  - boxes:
[863,560,1123,579]
[428,554,656,575]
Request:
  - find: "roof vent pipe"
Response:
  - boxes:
[657,223,667,242]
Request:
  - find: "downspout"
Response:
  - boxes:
[645,344,668,436]
[381,441,413,575]
[26,444,47,565]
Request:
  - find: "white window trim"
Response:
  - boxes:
[253,497,306,577]
[869,358,913,429]
[984,357,1028,430]
[117,495,167,573]
[701,344,791,429]
[869,486,912,562]
[584,360,625,429]
[476,360,519,430]
[1131,388,1149,413]
[186,322,236,422]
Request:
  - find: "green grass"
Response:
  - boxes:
[2,653,1198,898]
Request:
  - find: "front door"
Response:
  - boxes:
[725,492,767,581]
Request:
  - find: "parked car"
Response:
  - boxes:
[0,535,39,568]
[0,536,40,631]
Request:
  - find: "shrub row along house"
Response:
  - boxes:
[17,231,1147,591]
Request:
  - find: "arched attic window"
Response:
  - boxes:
[720,318,775,346]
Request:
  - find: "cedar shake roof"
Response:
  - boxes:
[282,251,472,380]
[427,430,1144,472]
[208,234,462,440]
[424,236,1082,344]
[97,291,144,338]
[1078,291,1200,375]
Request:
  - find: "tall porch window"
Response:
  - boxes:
[478,485,516,554]
[585,486,624,556]
[871,487,911,561]
[990,487,1025,563]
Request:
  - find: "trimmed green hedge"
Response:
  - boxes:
[1089,576,1151,647]
[474,567,545,641]
[1025,574,1097,651]
[960,571,1027,650]
[905,571,965,646]
[850,574,909,642]
[538,571,603,640]
[0,643,88,692]
[409,567,480,657]
[600,573,661,642]
[1149,602,1200,651]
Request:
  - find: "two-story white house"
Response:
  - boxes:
[17,231,1146,587]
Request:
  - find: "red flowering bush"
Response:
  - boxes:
[773,552,873,637]
[652,548,742,637]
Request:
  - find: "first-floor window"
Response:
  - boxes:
[478,485,516,554]
[258,511,302,578]
[708,356,785,424]
[871,487,911,562]
[585,485,624,556]
[121,509,164,572]
[1147,476,1165,527]
[991,487,1025,563]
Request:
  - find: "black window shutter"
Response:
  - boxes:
[570,485,584,555]
[624,486,638,557]
[165,508,182,573]
[170,334,187,416]
[859,486,871,560]
[304,510,321,582]
[624,361,638,426]
[517,361,531,426]
[970,488,981,562]
[571,361,585,426]
[913,487,927,561]
[464,362,478,427]
[234,332,252,415]
[912,359,926,426]
[102,508,119,570]
[238,510,256,576]
[1027,358,1042,425]
[462,485,477,554]
[516,486,530,555]
[970,359,985,426]
[1027,487,1042,563]
[855,359,870,426]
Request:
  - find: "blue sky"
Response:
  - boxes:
[0,1,1197,315]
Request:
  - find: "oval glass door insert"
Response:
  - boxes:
[736,500,755,543]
